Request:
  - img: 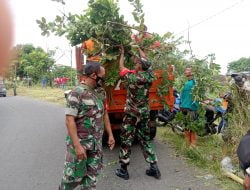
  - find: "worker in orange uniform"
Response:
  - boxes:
[81,38,102,63]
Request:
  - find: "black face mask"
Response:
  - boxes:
[96,76,105,87]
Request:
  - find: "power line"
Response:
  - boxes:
[176,0,245,36]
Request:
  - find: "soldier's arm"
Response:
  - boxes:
[119,46,138,80]
[119,45,126,71]
[65,89,87,159]
[65,116,87,160]
[66,116,87,160]
[103,111,111,134]
[65,116,81,147]
[138,47,146,59]
[104,110,115,150]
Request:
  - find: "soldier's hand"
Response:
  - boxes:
[75,144,87,160]
[108,135,115,150]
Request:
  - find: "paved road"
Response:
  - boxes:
[0,97,219,190]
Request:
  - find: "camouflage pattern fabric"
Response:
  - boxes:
[119,113,158,164]
[60,83,105,190]
[119,70,157,165]
[122,69,155,116]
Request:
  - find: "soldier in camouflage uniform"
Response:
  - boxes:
[59,62,115,190]
[115,46,161,180]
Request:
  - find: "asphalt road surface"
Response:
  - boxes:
[0,97,219,190]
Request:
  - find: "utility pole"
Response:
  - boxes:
[12,61,17,96]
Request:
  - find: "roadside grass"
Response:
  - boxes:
[157,127,242,190]
[7,85,67,106]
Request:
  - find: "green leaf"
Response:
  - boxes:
[41,17,46,23]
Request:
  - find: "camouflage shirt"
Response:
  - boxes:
[65,84,105,151]
[120,68,155,115]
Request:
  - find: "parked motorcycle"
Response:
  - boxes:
[157,91,232,137]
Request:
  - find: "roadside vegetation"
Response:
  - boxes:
[158,128,242,190]
[158,84,250,190]
[6,84,66,106]
[2,43,77,98]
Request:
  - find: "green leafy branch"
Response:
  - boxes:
[128,0,145,27]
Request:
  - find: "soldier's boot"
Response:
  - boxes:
[115,164,129,180]
[146,163,161,179]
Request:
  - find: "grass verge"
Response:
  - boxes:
[157,127,242,190]
[7,85,67,106]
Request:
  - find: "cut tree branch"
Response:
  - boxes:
[107,21,153,35]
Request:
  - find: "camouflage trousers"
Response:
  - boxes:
[60,137,103,190]
[119,113,158,165]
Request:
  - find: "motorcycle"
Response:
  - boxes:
[157,91,232,137]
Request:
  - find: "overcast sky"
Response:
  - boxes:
[8,0,250,74]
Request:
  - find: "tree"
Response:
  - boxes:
[36,0,222,102]
[37,0,132,47]
[11,44,55,83]
[37,0,181,85]
[227,57,250,73]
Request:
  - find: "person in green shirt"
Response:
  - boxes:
[180,67,199,146]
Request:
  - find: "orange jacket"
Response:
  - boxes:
[81,38,101,62]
